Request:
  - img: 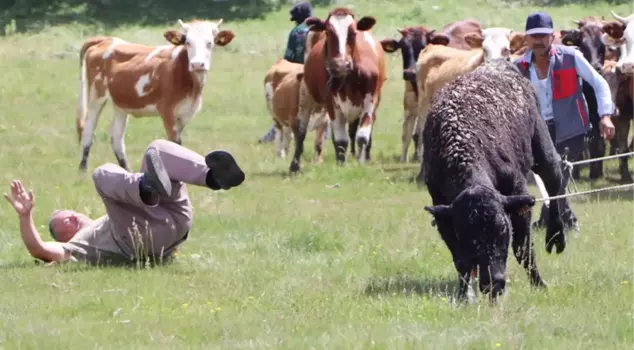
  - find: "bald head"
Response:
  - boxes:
[48,210,93,242]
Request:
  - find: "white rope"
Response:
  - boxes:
[536,183,634,202]
[570,151,634,166]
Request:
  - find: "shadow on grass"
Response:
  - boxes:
[364,274,462,299]
[0,0,336,36]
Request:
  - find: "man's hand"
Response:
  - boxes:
[599,116,616,141]
[4,180,35,217]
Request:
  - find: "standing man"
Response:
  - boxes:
[258,1,314,144]
[4,140,245,265]
[513,11,616,230]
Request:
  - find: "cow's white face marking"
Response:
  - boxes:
[134,73,152,97]
[329,15,355,56]
[179,20,222,72]
[481,27,512,60]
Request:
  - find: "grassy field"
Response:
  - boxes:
[0,0,632,348]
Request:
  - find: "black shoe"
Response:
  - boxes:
[205,151,245,190]
[143,148,172,197]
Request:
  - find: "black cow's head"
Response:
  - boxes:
[424,184,535,302]
[380,27,450,96]
[561,17,608,72]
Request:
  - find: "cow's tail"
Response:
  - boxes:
[76,37,106,143]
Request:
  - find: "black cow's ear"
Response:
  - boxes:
[357,16,376,31]
[424,204,452,226]
[560,29,580,46]
[424,204,452,218]
[380,38,400,53]
[306,17,326,32]
[501,194,536,214]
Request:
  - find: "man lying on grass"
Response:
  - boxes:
[4,140,245,266]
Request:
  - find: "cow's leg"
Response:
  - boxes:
[348,118,358,157]
[531,120,567,254]
[355,94,376,164]
[281,126,293,159]
[588,122,605,180]
[78,97,107,171]
[313,119,327,164]
[289,98,314,173]
[274,124,284,158]
[613,115,633,183]
[331,108,349,165]
[401,114,417,162]
[510,206,547,289]
[414,108,429,163]
[110,107,130,171]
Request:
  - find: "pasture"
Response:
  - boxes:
[0,0,632,348]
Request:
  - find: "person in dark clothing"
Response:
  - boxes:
[259,2,329,144]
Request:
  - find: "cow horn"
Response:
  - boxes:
[397,28,406,35]
[612,11,634,24]
[217,18,223,26]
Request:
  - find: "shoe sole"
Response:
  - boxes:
[205,151,245,190]
[144,148,172,197]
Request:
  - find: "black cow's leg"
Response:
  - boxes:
[531,118,566,254]
[331,111,349,164]
[348,118,358,157]
[289,102,314,173]
[588,119,605,180]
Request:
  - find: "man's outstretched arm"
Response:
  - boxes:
[4,180,71,263]
[18,212,70,262]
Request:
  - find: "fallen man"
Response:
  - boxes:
[4,139,245,265]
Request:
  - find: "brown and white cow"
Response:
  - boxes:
[263,59,329,160]
[379,20,482,162]
[75,19,235,171]
[602,11,634,74]
[600,11,634,182]
[289,7,386,173]
[411,27,516,164]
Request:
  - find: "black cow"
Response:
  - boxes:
[421,58,568,303]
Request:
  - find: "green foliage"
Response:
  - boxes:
[0,0,336,35]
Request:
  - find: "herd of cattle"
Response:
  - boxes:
[68,7,634,301]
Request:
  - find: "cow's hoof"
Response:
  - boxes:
[289,161,300,174]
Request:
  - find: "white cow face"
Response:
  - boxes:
[164,19,235,73]
[601,11,634,75]
[464,27,513,61]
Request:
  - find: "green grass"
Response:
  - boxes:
[0,0,632,348]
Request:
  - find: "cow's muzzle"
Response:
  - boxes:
[327,58,353,77]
